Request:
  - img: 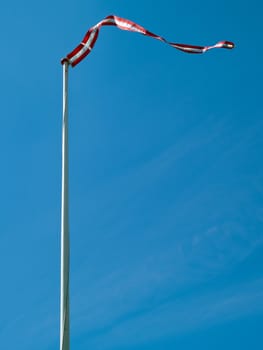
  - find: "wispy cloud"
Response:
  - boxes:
[80,278,263,349]
[68,115,263,349]
[70,226,263,346]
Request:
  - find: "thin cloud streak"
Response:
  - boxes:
[69,113,263,349]
[82,278,263,349]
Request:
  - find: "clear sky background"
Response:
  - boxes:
[1,1,262,349]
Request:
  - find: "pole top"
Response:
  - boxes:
[61,58,70,66]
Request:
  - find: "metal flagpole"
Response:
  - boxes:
[60,61,70,350]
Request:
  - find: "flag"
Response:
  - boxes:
[61,15,234,67]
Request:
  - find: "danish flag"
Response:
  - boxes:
[62,15,234,67]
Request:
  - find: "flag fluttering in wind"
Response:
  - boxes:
[61,14,234,67]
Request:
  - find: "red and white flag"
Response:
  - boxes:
[62,15,234,67]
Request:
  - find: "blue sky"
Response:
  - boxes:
[1,1,263,349]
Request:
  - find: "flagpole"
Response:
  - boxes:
[59,15,234,350]
[60,61,70,350]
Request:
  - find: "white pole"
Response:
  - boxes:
[60,61,70,350]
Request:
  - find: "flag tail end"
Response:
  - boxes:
[222,41,235,49]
